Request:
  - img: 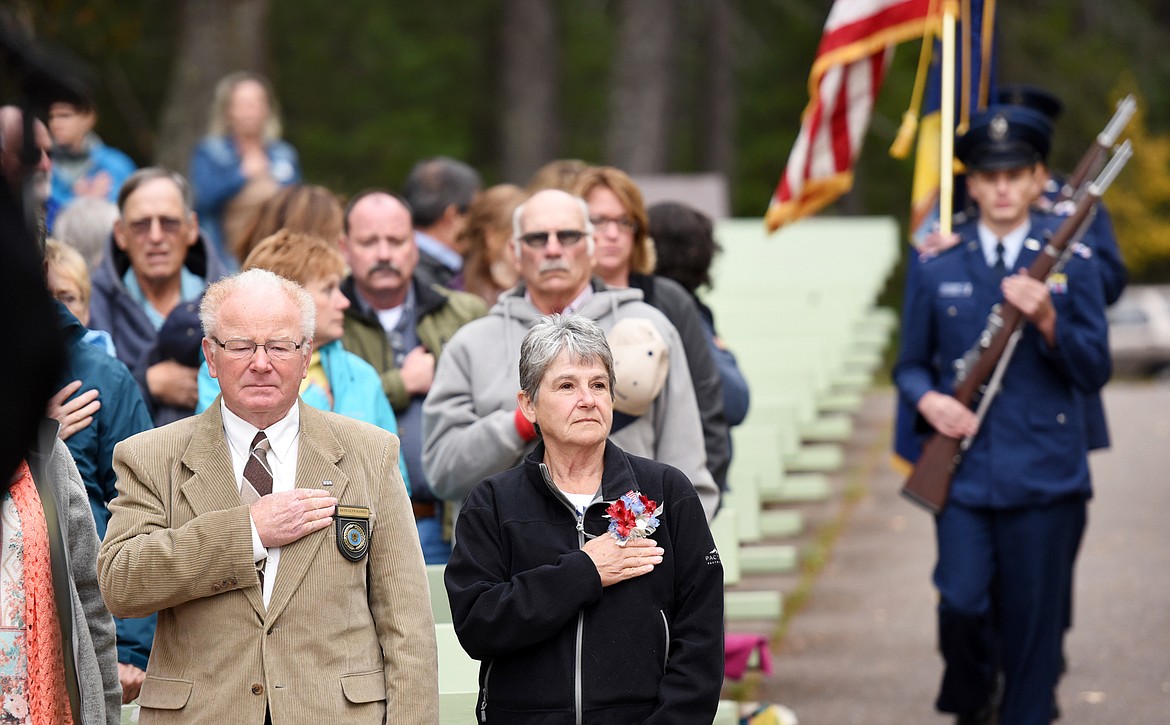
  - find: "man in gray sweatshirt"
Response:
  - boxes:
[422,189,719,522]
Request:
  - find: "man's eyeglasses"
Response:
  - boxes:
[518,229,588,248]
[211,337,305,360]
[590,216,637,234]
[126,216,184,237]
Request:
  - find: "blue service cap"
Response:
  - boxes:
[996,85,1063,123]
[956,105,1052,172]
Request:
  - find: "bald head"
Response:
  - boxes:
[511,189,597,314]
[341,191,418,310]
[513,189,592,240]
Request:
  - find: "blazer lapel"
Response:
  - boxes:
[178,403,242,515]
[179,401,266,618]
[265,403,349,623]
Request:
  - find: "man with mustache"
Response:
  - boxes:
[423,189,720,525]
[339,190,486,564]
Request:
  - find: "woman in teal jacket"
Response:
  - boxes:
[195,230,410,492]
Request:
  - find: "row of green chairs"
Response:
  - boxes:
[708,217,900,709]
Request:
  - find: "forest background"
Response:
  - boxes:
[13,0,1170,281]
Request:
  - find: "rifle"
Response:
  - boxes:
[901,140,1133,513]
[1059,95,1136,203]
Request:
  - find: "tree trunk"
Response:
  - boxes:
[154,0,270,172]
[604,0,677,173]
[700,0,735,183]
[499,0,558,185]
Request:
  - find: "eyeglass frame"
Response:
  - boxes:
[124,215,187,238]
[210,336,308,360]
[589,215,638,234]
[517,229,590,249]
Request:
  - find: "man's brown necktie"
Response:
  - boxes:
[241,432,273,586]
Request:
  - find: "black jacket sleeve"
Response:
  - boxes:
[647,467,725,724]
[650,277,730,490]
[445,484,603,660]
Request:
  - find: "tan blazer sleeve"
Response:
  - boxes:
[97,434,258,619]
[367,433,440,722]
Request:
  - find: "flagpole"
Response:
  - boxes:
[939,0,959,237]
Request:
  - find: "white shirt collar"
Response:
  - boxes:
[220,399,301,464]
[977,220,1031,271]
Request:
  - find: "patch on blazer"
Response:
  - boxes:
[1071,242,1093,259]
[335,505,371,562]
[938,281,974,298]
[1047,273,1069,295]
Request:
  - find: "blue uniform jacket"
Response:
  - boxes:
[893,213,1111,508]
[196,339,411,494]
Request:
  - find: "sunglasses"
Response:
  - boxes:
[125,216,184,237]
[518,229,588,248]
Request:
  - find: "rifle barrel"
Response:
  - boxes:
[1099,95,1137,148]
[1089,139,1133,198]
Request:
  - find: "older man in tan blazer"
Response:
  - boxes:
[98,268,438,724]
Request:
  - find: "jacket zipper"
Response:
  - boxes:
[479,660,493,723]
[540,463,589,725]
[660,609,670,672]
[574,517,586,725]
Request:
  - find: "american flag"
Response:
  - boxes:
[766,0,936,233]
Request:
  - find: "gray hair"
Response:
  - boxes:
[519,314,615,404]
[116,167,194,217]
[52,196,118,271]
[200,268,315,342]
[511,190,595,260]
[402,157,482,228]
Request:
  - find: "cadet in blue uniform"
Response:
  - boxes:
[997,87,1127,666]
[894,107,1111,725]
[894,90,1126,468]
[998,85,1127,306]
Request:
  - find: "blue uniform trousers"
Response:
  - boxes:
[934,498,1086,724]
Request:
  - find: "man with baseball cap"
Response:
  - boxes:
[422,188,719,525]
[893,106,1111,724]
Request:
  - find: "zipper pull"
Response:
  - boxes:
[576,517,585,533]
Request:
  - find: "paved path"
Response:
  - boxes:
[754,382,1170,724]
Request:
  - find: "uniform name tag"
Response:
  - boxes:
[938,282,973,298]
[335,505,371,562]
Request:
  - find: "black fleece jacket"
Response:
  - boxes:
[445,441,724,724]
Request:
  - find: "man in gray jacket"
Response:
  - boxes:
[422,189,719,521]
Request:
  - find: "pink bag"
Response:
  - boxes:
[724,632,773,680]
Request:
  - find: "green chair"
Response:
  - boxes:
[428,563,452,624]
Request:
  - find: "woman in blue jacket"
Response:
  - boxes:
[196,229,409,491]
[189,72,300,268]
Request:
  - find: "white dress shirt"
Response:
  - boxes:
[221,401,300,608]
[977,220,1031,271]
